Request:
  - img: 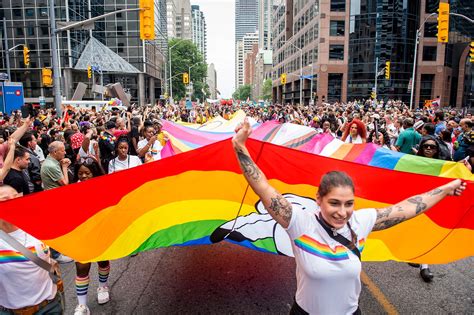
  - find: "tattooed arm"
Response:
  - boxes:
[232,118,293,228]
[372,179,466,231]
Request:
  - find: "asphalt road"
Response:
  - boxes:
[60,242,473,314]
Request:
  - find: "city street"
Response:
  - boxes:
[60,241,474,314]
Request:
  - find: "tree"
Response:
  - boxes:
[232,84,252,100]
[261,78,272,101]
[169,38,208,101]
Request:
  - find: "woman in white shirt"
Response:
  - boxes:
[232,118,466,315]
[108,137,142,174]
[341,119,367,144]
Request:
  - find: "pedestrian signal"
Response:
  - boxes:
[87,66,92,79]
[385,61,390,80]
[23,46,30,66]
[280,73,287,85]
[470,41,474,63]
[139,0,155,40]
[183,72,189,84]
[42,68,53,87]
[437,3,449,43]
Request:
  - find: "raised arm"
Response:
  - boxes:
[372,179,466,231]
[10,116,33,142]
[0,138,17,181]
[232,118,293,228]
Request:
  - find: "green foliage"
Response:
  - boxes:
[261,78,272,101]
[169,38,208,101]
[232,84,252,101]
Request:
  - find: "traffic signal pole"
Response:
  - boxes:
[3,17,10,81]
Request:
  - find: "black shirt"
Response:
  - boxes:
[4,169,31,195]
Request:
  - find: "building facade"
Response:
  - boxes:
[258,0,273,50]
[0,0,168,106]
[166,0,177,38]
[272,0,473,107]
[206,62,217,99]
[191,5,207,62]
[235,0,259,42]
[175,0,192,40]
[235,32,259,89]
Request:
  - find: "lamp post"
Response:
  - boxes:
[409,12,437,111]
[168,41,183,101]
[188,61,203,100]
[284,41,303,105]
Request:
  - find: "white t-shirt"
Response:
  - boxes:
[78,141,97,158]
[33,146,45,162]
[137,139,163,161]
[345,134,363,144]
[0,229,57,309]
[286,207,377,315]
[108,155,142,174]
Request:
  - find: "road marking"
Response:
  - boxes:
[361,270,399,315]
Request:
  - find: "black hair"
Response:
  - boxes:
[422,123,435,135]
[417,135,440,159]
[318,171,354,198]
[367,128,391,147]
[114,135,130,153]
[74,159,104,182]
[19,132,34,147]
[14,146,28,159]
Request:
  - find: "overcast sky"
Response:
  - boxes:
[192,0,235,98]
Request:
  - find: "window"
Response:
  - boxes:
[16,28,24,36]
[331,0,345,12]
[425,0,439,14]
[25,9,34,17]
[27,27,35,36]
[329,45,344,60]
[38,8,48,17]
[118,43,125,53]
[422,46,437,61]
[117,26,124,35]
[41,27,49,36]
[13,9,22,18]
[328,73,343,102]
[424,22,437,37]
[330,20,345,36]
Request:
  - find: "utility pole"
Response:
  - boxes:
[3,17,10,81]
[49,0,62,114]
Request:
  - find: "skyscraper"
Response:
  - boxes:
[175,0,192,39]
[191,5,207,62]
[235,0,259,42]
[235,32,259,88]
[258,0,273,50]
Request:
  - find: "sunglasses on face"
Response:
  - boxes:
[422,144,437,150]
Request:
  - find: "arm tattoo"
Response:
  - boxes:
[428,188,443,196]
[376,207,392,220]
[236,150,261,181]
[269,194,293,224]
[372,217,406,231]
[407,196,427,214]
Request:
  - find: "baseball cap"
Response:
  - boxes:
[414,120,424,130]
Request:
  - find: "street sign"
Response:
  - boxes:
[2,82,24,113]
[0,73,9,81]
[39,96,46,106]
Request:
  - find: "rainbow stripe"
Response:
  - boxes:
[295,235,366,261]
[0,139,472,264]
[0,246,38,264]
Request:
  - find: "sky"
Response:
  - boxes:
[192,0,235,98]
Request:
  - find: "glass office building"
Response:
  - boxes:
[0,0,168,105]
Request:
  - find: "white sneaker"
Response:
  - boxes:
[97,286,110,304]
[74,304,90,315]
[55,254,73,264]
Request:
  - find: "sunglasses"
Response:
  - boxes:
[78,157,95,165]
[422,144,437,150]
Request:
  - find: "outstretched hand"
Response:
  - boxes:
[444,179,467,196]
[232,117,252,148]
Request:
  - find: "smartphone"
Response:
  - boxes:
[20,105,30,118]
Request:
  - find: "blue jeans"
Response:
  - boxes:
[0,292,63,315]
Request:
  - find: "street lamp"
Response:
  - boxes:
[409,12,437,110]
[187,61,203,100]
[168,40,183,101]
[283,41,303,105]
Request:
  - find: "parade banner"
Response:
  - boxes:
[0,139,473,263]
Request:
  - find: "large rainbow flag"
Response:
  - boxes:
[0,139,472,263]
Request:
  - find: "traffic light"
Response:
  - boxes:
[470,41,474,63]
[183,72,189,84]
[139,0,155,40]
[385,61,390,80]
[42,68,53,87]
[437,2,449,43]
[280,73,287,85]
[23,46,30,66]
[87,66,92,79]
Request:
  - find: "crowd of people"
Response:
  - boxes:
[0,98,472,314]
